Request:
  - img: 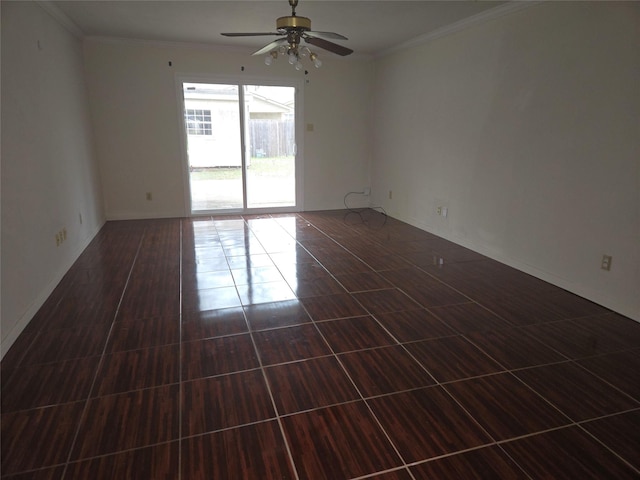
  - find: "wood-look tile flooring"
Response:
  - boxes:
[2,210,639,479]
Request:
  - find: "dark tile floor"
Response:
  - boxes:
[2,210,639,479]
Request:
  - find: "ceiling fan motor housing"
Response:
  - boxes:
[277,16,311,31]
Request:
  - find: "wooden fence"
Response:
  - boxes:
[249,119,295,158]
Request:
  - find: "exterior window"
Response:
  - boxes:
[185,109,212,135]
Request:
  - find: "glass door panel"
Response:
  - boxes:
[183,83,243,211]
[244,85,296,208]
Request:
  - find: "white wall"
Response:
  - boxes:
[371,2,640,320]
[83,39,373,219]
[1,2,105,355]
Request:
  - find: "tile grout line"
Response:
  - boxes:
[250,213,417,479]
[255,213,523,479]
[575,409,640,476]
[59,227,147,477]
[297,213,519,479]
[570,353,640,405]
[410,442,535,480]
[235,216,303,480]
[305,216,581,479]
[453,328,640,452]
[347,466,414,480]
[464,363,639,476]
[293,219,505,477]
[300,215,542,478]
[300,211,480,305]
[178,218,185,480]
[298,301,417,477]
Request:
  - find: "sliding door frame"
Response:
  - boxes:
[175,73,304,216]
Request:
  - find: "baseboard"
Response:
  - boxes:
[0,220,105,360]
[105,211,186,221]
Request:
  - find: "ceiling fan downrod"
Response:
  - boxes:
[277,0,311,32]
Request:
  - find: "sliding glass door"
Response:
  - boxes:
[180,80,299,214]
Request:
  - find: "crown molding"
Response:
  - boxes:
[85,35,255,54]
[35,0,84,38]
[377,0,544,58]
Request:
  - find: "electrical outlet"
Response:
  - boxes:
[437,207,442,216]
[146,192,153,201]
[55,228,67,246]
[601,255,612,271]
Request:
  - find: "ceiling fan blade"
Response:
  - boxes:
[304,36,353,56]
[252,38,289,56]
[305,31,348,41]
[221,32,281,37]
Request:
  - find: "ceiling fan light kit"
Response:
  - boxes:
[221,0,352,71]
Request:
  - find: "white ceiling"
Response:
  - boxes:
[49,0,508,57]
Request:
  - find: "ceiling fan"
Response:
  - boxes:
[221,0,353,69]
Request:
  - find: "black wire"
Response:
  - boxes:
[343,191,388,228]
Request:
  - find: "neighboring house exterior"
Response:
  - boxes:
[183,84,294,168]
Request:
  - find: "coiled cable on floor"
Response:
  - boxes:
[343,191,388,228]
